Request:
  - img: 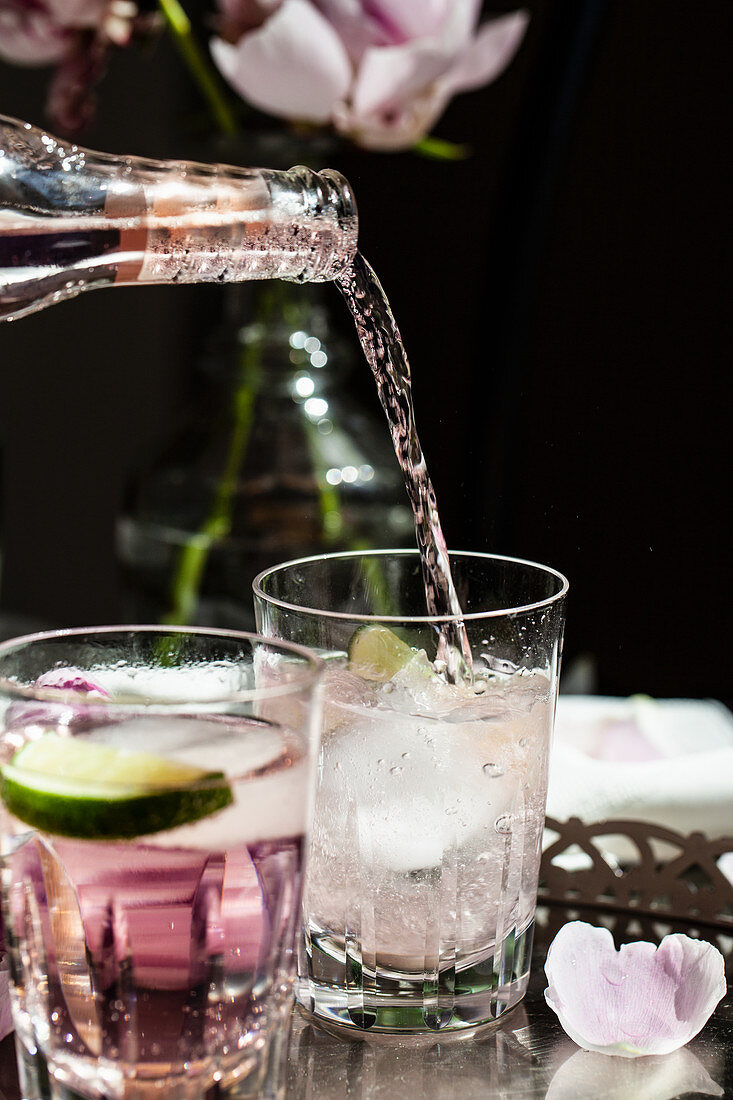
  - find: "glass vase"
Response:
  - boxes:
[116,279,413,630]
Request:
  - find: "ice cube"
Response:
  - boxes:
[315,704,520,874]
[384,653,451,714]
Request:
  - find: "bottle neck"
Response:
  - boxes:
[0,115,359,321]
[108,161,357,287]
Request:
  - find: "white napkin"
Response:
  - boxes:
[546,695,733,841]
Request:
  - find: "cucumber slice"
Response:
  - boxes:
[0,734,232,840]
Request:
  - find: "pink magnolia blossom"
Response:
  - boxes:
[545,922,727,1058]
[0,1,143,131]
[211,0,529,150]
[0,0,137,65]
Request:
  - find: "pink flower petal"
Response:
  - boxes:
[545,922,727,1058]
[308,0,393,59]
[210,0,352,123]
[350,38,451,118]
[444,9,529,96]
[216,0,282,44]
[46,0,111,30]
[369,0,467,43]
[35,667,110,697]
[313,0,471,54]
[0,7,70,65]
[4,666,111,732]
[334,83,449,150]
[0,0,129,66]
[335,5,528,148]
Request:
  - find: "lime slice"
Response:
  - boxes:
[0,734,233,840]
[347,624,417,682]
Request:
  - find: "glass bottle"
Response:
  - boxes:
[117,279,414,630]
[0,115,357,322]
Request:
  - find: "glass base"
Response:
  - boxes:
[296,921,534,1036]
[15,1017,290,1100]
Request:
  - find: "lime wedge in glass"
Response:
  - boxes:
[0,734,233,840]
[347,624,417,682]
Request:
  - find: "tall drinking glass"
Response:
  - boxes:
[0,627,323,1099]
[254,551,567,1036]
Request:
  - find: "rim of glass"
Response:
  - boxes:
[253,549,569,623]
[0,625,323,705]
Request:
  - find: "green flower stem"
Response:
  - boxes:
[162,285,279,625]
[157,0,238,136]
[161,521,228,626]
[413,136,471,161]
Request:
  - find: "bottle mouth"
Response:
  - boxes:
[286,165,359,281]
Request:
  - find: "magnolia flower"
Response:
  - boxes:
[545,922,727,1058]
[211,0,529,150]
[0,1,144,131]
[0,0,137,64]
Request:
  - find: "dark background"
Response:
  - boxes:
[0,1,730,700]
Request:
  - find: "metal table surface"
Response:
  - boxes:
[2,907,732,1099]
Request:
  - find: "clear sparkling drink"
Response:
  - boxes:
[303,659,553,1030]
[254,550,567,1034]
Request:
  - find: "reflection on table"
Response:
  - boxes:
[285,909,731,1100]
[1,904,730,1099]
